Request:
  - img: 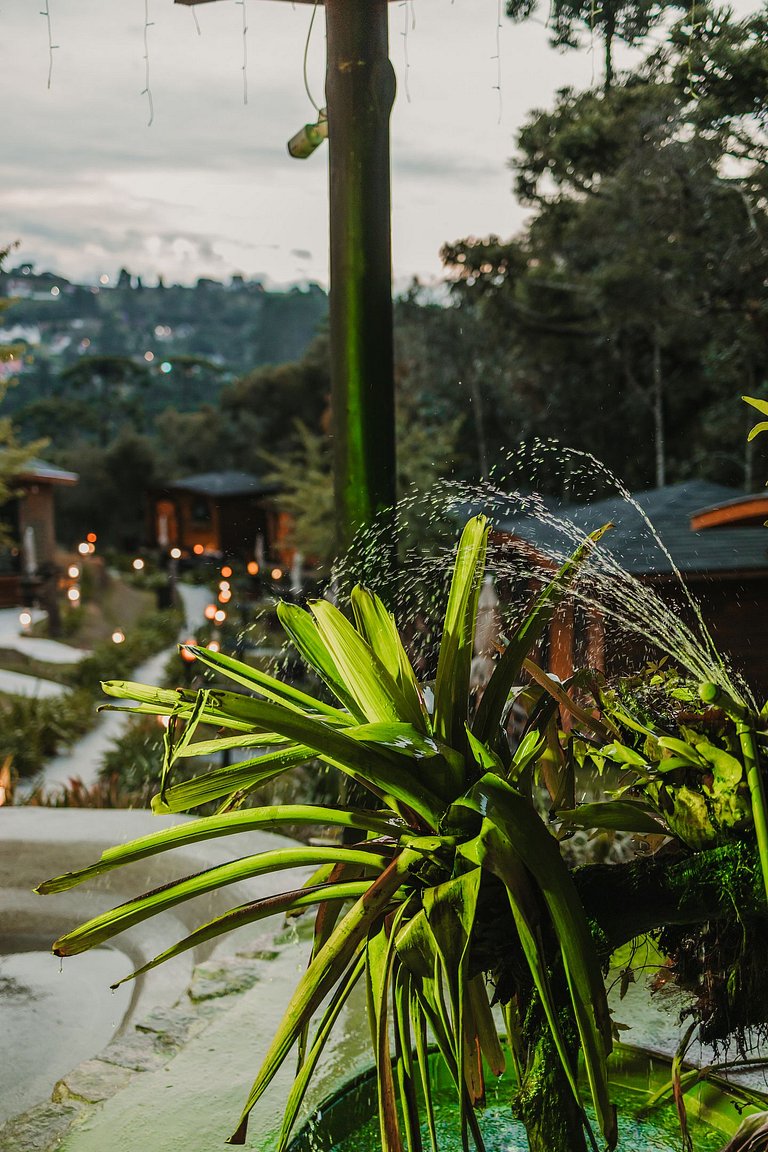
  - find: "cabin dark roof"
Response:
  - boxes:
[13,457,78,486]
[491,481,768,577]
[165,472,278,498]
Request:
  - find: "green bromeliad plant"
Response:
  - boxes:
[36,515,768,1152]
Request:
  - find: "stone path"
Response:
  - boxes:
[14,585,210,797]
[0,608,90,665]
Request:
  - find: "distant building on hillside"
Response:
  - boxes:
[490,481,768,698]
[147,471,291,566]
[0,457,78,607]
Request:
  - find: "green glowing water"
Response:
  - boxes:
[325,1084,727,1152]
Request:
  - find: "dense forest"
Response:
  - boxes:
[2,1,767,557]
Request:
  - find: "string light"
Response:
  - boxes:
[236,0,249,106]
[303,0,321,113]
[40,0,58,90]
[400,1,411,104]
[142,0,155,127]
[493,0,503,124]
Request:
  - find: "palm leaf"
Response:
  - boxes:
[151,746,311,813]
[556,800,666,835]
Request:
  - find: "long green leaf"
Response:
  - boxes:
[473,526,610,749]
[351,586,431,732]
[114,881,380,988]
[37,805,402,894]
[393,964,423,1152]
[556,800,667,835]
[434,515,489,754]
[151,746,313,813]
[47,845,391,956]
[310,598,425,730]
[277,601,367,721]
[423,868,482,1143]
[277,951,367,1152]
[367,903,411,1152]
[178,696,445,825]
[101,681,261,733]
[179,644,351,722]
[464,776,616,1148]
[229,853,413,1144]
[459,820,582,1117]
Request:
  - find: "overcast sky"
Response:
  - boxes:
[2,0,642,289]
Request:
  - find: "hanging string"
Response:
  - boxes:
[400,1,412,103]
[40,0,58,90]
[142,0,155,126]
[493,0,503,123]
[303,0,321,113]
[235,0,249,105]
[191,5,201,35]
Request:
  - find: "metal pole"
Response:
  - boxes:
[325,0,397,565]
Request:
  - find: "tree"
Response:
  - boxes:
[263,383,461,573]
[505,0,687,88]
[442,19,768,492]
[0,244,46,547]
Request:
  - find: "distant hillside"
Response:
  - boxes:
[0,263,328,434]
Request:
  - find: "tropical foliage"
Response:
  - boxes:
[36,517,768,1152]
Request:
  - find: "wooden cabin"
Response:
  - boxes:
[147,471,291,565]
[492,481,768,700]
[0,457,78,607]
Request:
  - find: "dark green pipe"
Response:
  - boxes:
[325,0,397,567]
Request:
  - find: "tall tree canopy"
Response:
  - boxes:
[442,5,768,493]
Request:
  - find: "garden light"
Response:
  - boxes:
[207,640,221,653]
[219,580,230,592]
[68,565,79,579]
[132,558,145,571]
[180,643,197,664]
[67,587,80,603]
[77,542,89,556]
[221,566,232,578]
[87,533,97,543]
[19,611,32,631]
[218,590,232,604]
[271,567,283,581]
[193,544,204,555]
[170,547,182,560]
[111,630,125,644]
[247,561,259,576]
[204,604,217,620]
[214,609,226,624]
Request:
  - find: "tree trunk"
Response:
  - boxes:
[514,985,588,1152]
[603,6,616,91]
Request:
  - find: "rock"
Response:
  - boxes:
[188,957,262,1002]
[52,1059,136,1104]
[0,1102,82,1152]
